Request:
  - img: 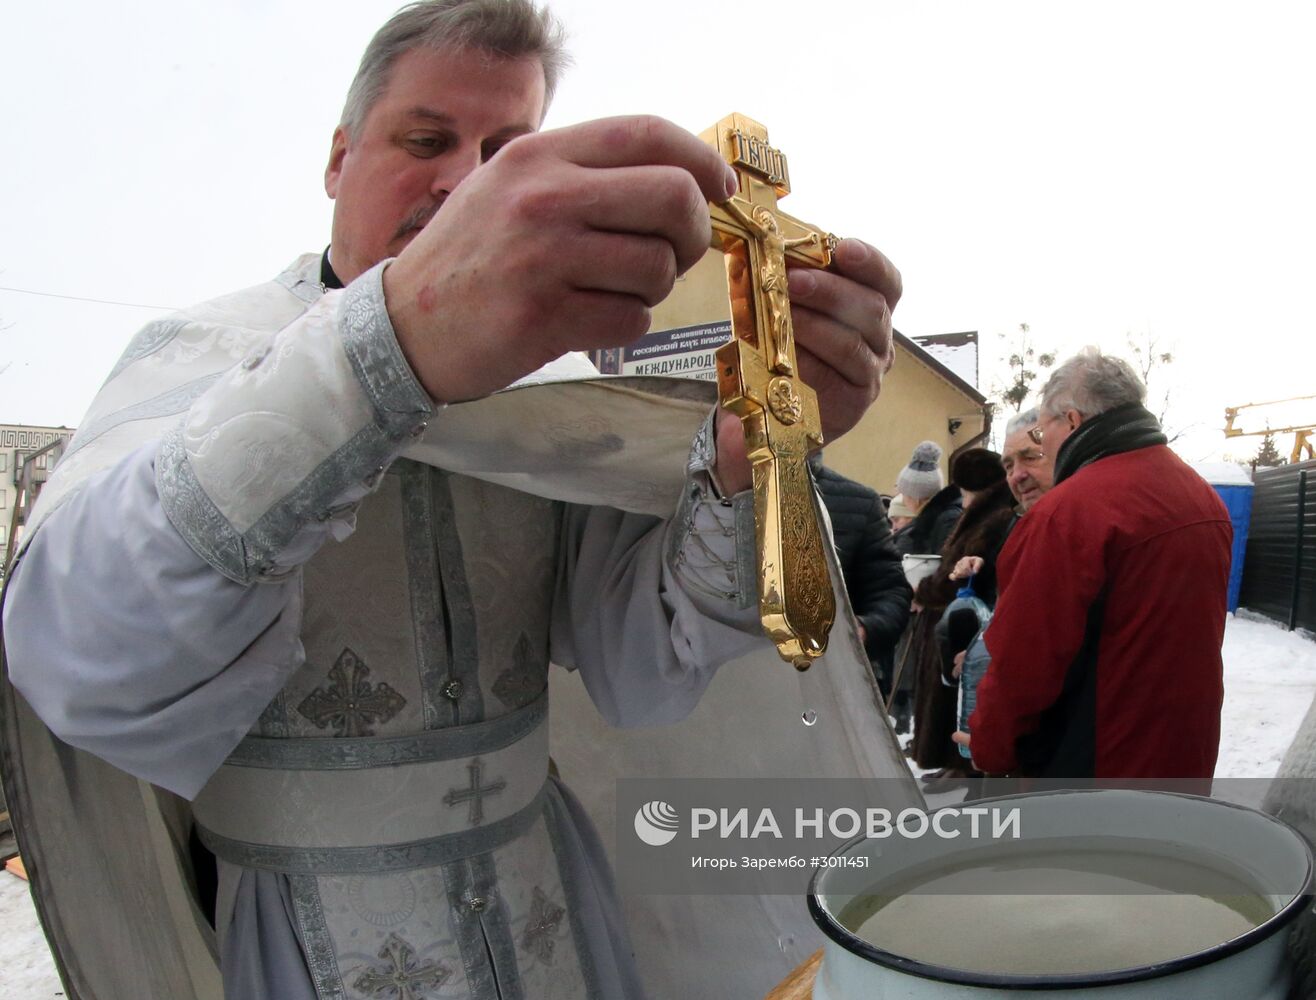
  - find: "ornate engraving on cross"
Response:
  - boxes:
[700,112,838,670]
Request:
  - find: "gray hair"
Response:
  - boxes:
[1004,406,1040,438]
[1040,347,1145,420]
[340,0,570,138]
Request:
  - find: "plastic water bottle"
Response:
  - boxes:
[957,632,991,759]
[944,580,992,760]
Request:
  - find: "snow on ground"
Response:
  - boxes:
[1,614,1314,998]
[0,870,61,998]
[1216,613,1316,779]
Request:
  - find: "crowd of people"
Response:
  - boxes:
[878,348,1232,792]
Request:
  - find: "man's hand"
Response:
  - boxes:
[714,238,901,492]
[790,239,900,443]
[383,116,738,403]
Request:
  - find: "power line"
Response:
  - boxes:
[0,285,175,311]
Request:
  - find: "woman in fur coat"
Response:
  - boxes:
[909,448,1017,772]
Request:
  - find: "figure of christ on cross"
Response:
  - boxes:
[718,200,821,376]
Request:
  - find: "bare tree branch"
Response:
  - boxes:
[991,322,1057,415]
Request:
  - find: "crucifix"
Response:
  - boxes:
[701,112,838,670]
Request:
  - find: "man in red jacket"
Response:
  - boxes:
[967,348,1232,781]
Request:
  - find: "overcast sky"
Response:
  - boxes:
[2,1,1313,461]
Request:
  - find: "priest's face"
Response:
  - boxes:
[325,45,546,284]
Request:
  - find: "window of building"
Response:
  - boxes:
[0,489,6,509]
[0,454,7,472]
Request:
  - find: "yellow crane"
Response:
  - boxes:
[1223,395,1316,464]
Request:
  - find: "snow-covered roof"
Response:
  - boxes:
[910,331,978,389]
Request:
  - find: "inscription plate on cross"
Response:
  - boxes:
[700,112,838,670]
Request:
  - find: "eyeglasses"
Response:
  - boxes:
[1027,426,1044,444]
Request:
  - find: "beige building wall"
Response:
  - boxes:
[650,250,734,330]
[824,338,989,496]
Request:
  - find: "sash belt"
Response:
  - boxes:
[193,693,548,874]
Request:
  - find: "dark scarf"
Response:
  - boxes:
[1053,402,1167,485]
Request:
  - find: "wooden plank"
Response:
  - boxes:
[764,949,820,999]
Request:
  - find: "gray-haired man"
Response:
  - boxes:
[966,348,1230,782]
[949,406,1053,583]
[1001,406,1053,513]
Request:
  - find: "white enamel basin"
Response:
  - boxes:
[809,790,1312,999]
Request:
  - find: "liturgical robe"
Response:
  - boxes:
[2,252,919,1000]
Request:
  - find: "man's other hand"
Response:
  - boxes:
[789,238,900,444]
[715,238,901,492]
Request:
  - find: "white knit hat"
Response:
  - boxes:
[887,494,916,519]
[895,441,944,501]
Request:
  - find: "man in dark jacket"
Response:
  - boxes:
[811,456,912,694]
[967,348,1231,782]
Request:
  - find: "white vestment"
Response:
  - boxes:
[1,253,917,1000]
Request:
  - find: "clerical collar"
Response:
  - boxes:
[320,248,344,290]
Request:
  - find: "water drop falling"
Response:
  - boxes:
[801,709,818,726]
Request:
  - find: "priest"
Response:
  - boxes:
[1,2,907,998]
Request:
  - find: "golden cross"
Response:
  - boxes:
[701,112,837,670]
